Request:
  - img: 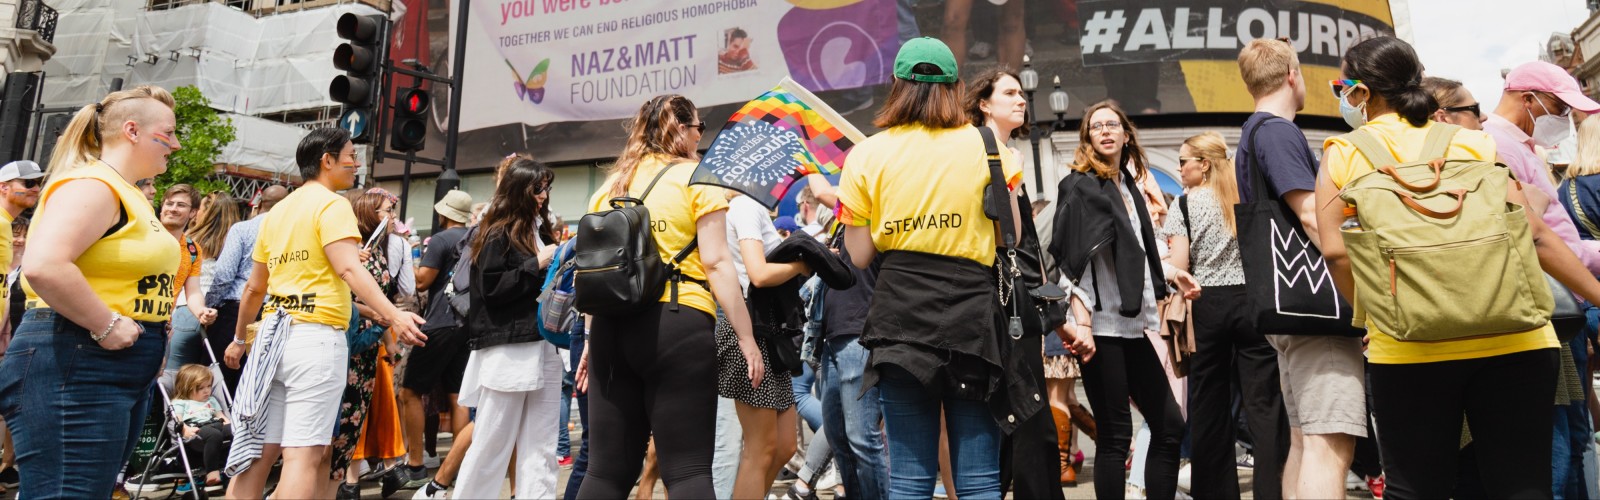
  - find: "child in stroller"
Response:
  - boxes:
[172,364,233,488]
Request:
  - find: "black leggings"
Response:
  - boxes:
[1081,335,1184,500]
[1368,348,1557,499]
[575,302,716,500]
[180,422,232,474]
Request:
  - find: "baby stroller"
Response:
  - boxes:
[124,383,210,500]
[127,339,236,499]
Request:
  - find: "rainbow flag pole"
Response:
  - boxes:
[690,77,868,209]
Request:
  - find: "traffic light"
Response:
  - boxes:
[331,13,388,143]
[390,86,429,152]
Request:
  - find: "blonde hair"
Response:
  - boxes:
[1183,131,1241,236]
[607,95,699,198]
[174,364,213,401]
[1572,118,1600,178]
[1070,101,1149,182]
[1238,39,1299,99]
[47,85,176,180]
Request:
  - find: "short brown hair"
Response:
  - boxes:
[1421,76,1467,108]
[163,183,197,207]
[873,74,968,129]
[174,364,213,401]
[1238,38,1299,99]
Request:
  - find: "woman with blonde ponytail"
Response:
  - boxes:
[0,85,185,498]
[1160,131,1291,499]
[574,94,761,499]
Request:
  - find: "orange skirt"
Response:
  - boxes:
[354,344,406,460]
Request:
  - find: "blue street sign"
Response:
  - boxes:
[340,108,370,142]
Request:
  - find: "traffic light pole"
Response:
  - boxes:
[437,0,470,228]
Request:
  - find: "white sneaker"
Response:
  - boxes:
[1125,483,1146,499]
[1177,461,1192,493]
[816,466,840,490]
[413,480,450,499]
[423,455,443,469]
[1346,470,1369,491]
[968,41,994,60]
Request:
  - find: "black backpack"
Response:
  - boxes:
[573,162,701,315]
[422,227,476,333]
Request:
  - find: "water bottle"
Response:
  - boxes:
[1340,207,1362,232]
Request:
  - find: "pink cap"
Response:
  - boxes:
[1505,61,1600,114]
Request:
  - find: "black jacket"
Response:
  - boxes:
[466,234,548,350]
[1048,169,1168,317]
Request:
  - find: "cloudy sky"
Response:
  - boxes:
[1407,0,1593,111]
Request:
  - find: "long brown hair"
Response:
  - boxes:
[47,85,175,180]
[874,74,968,129]
[607,95,699,197]
[473,157,557,263]
[1182,132,1241,236]
[189,191,241,258]
[964,69,1029,139]
[1070,100,1148,182]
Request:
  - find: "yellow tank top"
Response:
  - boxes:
[23,161,180,322]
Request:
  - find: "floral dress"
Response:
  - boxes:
[329,237,397,480]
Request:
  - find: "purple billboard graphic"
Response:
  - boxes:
[777,0,900,92]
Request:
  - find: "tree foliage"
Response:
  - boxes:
[156,85,235,198]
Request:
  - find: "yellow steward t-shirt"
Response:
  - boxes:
[252,182,361,328]
[586,155,727,316]
[838,125,1023,266]
[23,161,180,321]
[1325,113,1558,364]
[0,210,14,319]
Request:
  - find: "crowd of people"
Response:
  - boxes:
[0,31,1597,500]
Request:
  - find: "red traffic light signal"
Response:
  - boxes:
[391,87,430,152]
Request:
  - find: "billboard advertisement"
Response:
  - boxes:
[402,0,1394,168]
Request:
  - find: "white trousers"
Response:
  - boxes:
[451,345,563,499]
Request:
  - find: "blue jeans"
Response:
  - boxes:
[793,363,823,430]
[562,332,591,500]
[1556,315,1596,499]
[877,364,1001,499]
[559,361,573,458]
[0,309,166,499]
[821,336,886,499]
[163,305,205,371]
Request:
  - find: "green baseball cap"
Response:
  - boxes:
[894,37,958,84]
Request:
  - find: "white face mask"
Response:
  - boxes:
[1528,96,1573,148]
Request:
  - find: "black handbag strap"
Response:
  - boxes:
[1243,118,1276,204]
[978,127,1017,250]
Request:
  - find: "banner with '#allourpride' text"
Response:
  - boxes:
[458,0,902,131]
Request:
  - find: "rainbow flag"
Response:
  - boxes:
[692,77,867,208]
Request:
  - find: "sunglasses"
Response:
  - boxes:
[686,122,707,133]
[1441,103,1481,118]
[1177,156,1206,163]
[1329,79,1362,98]
[12,179,39,189]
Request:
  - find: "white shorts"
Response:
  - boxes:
[261,322,347,447]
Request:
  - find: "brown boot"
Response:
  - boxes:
[1068,402,1097,443]
[1053,407,1076,485]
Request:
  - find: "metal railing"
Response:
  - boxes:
[15,0,59,44]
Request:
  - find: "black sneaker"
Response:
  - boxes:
[391,464,431,491]
[0,466,18,488]
[336,482,361,500]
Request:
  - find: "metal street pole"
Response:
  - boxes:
[440,0,469,202]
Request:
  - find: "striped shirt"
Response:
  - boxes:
[224,310,291,477]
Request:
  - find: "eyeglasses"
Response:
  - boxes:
[1088,121,1123,133]
[536,183,552,194]
[1441,103,1481,118]
[686,122,707,133]
[1330,79,1362,98]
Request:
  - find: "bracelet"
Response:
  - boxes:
[92,313,121,342]
[232,336,247,346]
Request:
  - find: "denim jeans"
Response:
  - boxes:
[712,396,741,499]
[562,332,591,500]
[0,309,166,499]
[877,364,1002,499]
[163,304,205,371]
[559,360,573,458]
[1555,323,1594,499]
[821,336,886,499]
[793,363,823,430]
